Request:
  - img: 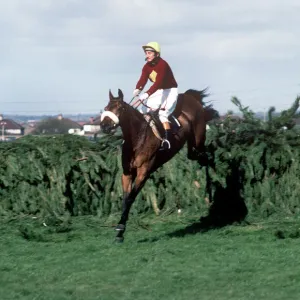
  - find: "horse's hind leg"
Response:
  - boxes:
[187,136,198,160]
[194,129,209,166]
[187,127,206,159]
[187,121,208,165]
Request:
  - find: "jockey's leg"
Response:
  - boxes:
[160,121,171,150]
[145,89,164,110]
[159,88,178,150]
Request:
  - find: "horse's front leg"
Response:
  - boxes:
[115,172,135,234]
[115,166,149,242]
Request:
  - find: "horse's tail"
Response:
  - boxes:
[184,88,219,123]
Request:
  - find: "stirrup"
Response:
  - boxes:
[160,139,171,150]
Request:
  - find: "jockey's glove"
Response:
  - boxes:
[139,93,149,101]
[133,89,142,97]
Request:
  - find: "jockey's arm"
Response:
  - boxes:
[136,65,149,91]
[146,62,166,96]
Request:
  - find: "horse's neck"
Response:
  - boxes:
[120,106,147,147]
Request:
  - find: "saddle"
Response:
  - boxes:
[143,110,181,141]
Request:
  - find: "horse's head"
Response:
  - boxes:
[100,89,125,134]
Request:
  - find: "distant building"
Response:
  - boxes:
[0,114,24,140]
[32,113,83,135]
[83,115,101,134]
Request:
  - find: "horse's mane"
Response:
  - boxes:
[122,100,145,122]
[122,101,151,149]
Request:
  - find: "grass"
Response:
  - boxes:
[1,214,300,300]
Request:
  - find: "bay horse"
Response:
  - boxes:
[100,88,218,242]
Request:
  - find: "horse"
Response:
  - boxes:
[100,88,218,242]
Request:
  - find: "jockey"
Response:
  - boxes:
[133,41,178,150]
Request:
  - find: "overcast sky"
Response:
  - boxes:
[1,0,300,116]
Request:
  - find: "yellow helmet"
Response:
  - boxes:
[142,41,161,54]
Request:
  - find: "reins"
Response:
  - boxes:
[129,96,165,111]
[129,96,151,110]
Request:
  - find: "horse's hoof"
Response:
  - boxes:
[115,236,124,243]
[115,224,125,231]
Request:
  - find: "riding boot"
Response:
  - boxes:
[160,129,171,150]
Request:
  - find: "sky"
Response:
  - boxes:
[1,0,300,116]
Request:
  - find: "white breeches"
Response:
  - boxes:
[138,88,178,123]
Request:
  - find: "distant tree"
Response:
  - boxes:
[226,110,234,116]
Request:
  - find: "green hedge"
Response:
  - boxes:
[0,134,208,220]
[1,96,300,222]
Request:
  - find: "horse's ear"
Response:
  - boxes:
[109,89,114,101]
[118,89,124,101]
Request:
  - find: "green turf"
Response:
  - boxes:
[1,214,300,300]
